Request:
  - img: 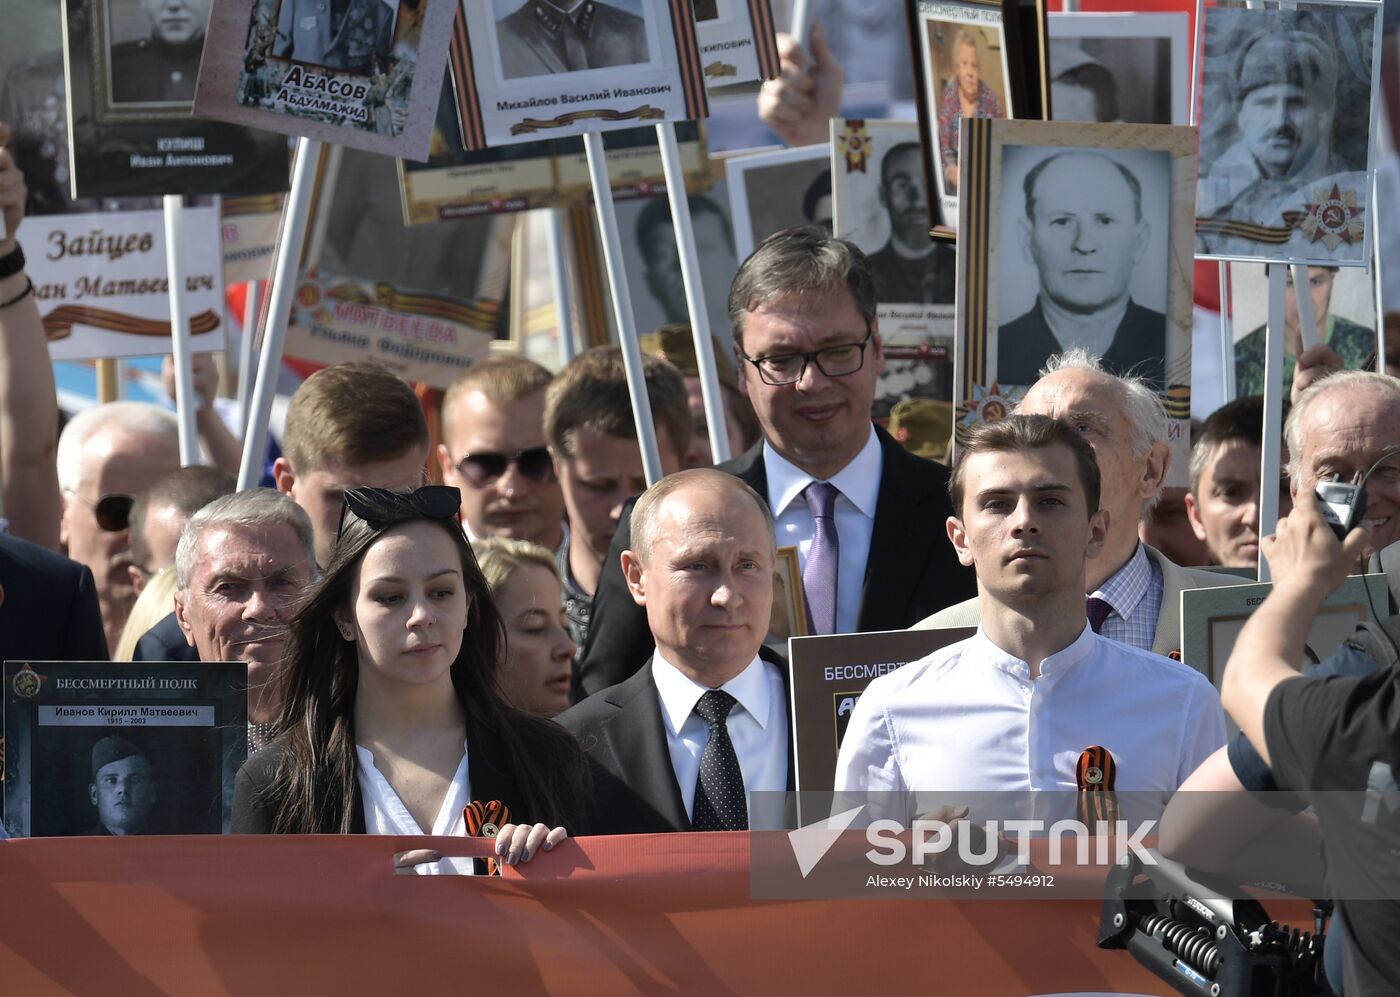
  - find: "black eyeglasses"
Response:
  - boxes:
[65,490,134,532]
[739,329,874,386]
[455,446,555,488]
[337,485,462,542]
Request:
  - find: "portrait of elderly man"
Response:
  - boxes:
[865,141,955,306]
[997,148,1169,391]
[1196,9,1372,259]
[109,0,210,104]
[495,0,650,80]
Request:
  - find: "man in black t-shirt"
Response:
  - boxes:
[1218,494,1400,995]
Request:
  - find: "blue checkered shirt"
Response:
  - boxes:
[1090,543,1164,652]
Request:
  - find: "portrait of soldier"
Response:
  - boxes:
[634,191,734,326]
[495,0,650,80]
[273,0,396,74]
[109,0,211,104]
[87,735,158,836]
[1048,40,1120,123]
[865,141,954,305]
[802,168,832,232]
[997,149,1168,391]
[1197,10,1369,258]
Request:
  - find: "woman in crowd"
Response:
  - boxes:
[231,486,588,870]
[938,26,1004,193]
[113,567,178,661]
[472,538,576,717]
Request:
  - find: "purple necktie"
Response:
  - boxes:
[1086,596,1113,634]
[803,481,840,635]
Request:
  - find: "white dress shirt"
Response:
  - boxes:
[765,426,882,635]
[356,740,474,875]
[652,651,789,830]
[832,625,1226,822]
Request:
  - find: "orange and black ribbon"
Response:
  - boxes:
[1075,746,1119,827]
[463,799,511,876]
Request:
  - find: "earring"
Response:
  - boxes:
[337,624,355,641]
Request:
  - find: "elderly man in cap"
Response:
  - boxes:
[88,736,157,836]
[1198,12,1363,257]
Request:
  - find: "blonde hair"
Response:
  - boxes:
[472,536,559,596]
[114,568,180,662]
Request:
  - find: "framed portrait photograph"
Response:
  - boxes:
[193,0,457,160]
[1229,261,1378,399]
[1194,1,1382,266]
[953,117,1197,480]
[907,0,1017,236]
[59,0,290,198]
[724,143,832,261]
[693,0,780,88]
[2,661,247,837]
[831,117,956,409]
[768,545,808,642]
[1047,12,1189,125]
[448,0,708,150]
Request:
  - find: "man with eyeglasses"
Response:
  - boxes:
[56,401,181,653]
[577,226,976,697]
[437,355,566,553]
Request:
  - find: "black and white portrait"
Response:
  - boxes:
[272,0,398,73]
[1196,6,1378,263]
[693,0,719,22]
[105,0,210,105]
[995,144,1171,390]
[726,144,831,259]
[1046,12,1188,126]
[492,0,651,80]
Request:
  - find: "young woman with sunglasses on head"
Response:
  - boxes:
[231,486,589,871]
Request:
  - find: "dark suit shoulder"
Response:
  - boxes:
[0,533,108,662]
[0,532,87,579]
[132,612,199,662]
[557,663,651,739]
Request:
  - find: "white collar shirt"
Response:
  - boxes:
[832,625,1226,823]
[652,651,789,830]
[764,426,882,635]
[356,740,474,875]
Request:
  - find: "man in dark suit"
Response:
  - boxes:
[110,0,210,104]
[496,0,649,80]
[865,142,954,305]
[557,469,791,834]
[576,226,976,697]
[0,532,107,662]
[997,151,1167,391]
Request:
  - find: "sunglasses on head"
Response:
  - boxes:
[66,490,134,532]
[337,485,461,543]
[455,446,554,488]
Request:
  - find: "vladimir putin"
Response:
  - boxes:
[88,735,157,835]
[110,0,211,103]
[998,151,1167,390]
[496,0,649,80]
[865,142,954,305]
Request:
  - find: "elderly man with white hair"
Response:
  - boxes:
[916,349,1245,657]
[57,401,181,652]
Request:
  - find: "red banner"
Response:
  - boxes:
[0,833,1169,994]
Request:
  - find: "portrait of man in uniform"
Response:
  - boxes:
[273,0,397,73]
[996,146,1169,390]
[107,0,212,105]
[493,0,650,80]
[87,735,158,836]
[866,141,954,306]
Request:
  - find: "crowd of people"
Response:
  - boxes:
[1,23,1399,992]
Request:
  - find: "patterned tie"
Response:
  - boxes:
[803,481,840,635]
[690,690,748,832]
[1086,596,1114,634]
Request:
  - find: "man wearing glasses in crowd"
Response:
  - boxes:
[577,227,975,697]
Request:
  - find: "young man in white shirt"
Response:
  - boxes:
[834,415,1224,816]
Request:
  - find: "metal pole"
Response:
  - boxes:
[238,137,321,491]
[584,130,663,485]
[1258,265,1287,582]
[1290,263,1319,352]
[163,194,200,466]
[238,278,262,431]
[96,359,118,403]
[790,0,813,46]
[656,122,731,464]
[546,210,577,365]
[1219,263,1236,402]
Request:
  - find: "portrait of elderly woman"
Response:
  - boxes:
[929,22,1009,195]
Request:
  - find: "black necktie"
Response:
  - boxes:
[690,690,748,831]
[1086,596,1113,634]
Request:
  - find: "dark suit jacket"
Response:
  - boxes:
[131,611,199,662]
[576,426,975,697]
[231,719,523,836]
[996,298,1167,391]
[556,647,793,835]
[0,533,107,662]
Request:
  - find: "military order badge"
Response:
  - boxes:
[193,0,458,159]
[449,0,709,150]
[1194,1,1381,266]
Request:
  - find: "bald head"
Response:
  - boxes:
[629,469,774,564]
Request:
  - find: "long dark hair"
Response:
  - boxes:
[265,500,588,834]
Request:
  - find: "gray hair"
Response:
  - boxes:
[1286,370,1400,486]
[629,468,774,564]
[727,226,877,350]
[56,401,179,493]
[175,489,317,591]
